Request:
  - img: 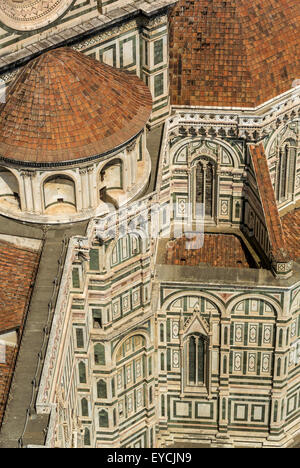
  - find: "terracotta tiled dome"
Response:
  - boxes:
[169,0,300,108]
[0,47,152,165]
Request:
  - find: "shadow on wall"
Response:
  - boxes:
[43,175,77,215]
[0,167,20,211]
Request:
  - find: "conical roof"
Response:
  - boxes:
[169,0,300,107]
[0,47,152,165]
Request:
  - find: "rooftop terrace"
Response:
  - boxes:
[164,233,258,269]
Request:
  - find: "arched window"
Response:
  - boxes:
[94,343,105,365]
[161,394,165,417]
[76,328,84,348]
[277,358,281,377]
[284,357,287,374]
[97,379,107,399]
[160,353,165,371]
[281,400,285,420]
[81,398,89,417]
[223,356,227,374]
[160,324,164,342]
[148,356,152,376]
[79,362,87,384]
[273,401,278,423]
[99,410,109,428]
[279,329,283,347]
[187,333,207,385]
[224,327,228,345]
[111,378,115,398]
[195,160,216,218]
[222,398,226,420]
[235,202,241,219]
[149,386,153,404]
[150,427,154,447]
[84,428,91,446]
[276,142,296,203]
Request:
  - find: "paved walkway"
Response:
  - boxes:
[0,216,88,448]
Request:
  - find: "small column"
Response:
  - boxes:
[217,320,231,436]
[215,166,221,224]
[87,166,95,208]
[202,161,207,217]
[131,148,137,185]
[126,139,137,188]
[20,170,35,212]
[79,168,89,210]
[124,150,132,191]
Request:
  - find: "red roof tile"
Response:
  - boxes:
[165,233,256,268]
[0,241,39,332]
[169,0,300,107]
[281,208,300,260]
[0,240,39,426]
[0,344,17,427]
[249,144,290,263]
[0,48,153,165]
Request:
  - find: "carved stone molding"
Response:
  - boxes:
[72,20,138,52]
[170,90,300,143]
[126,139,137,153]
[0,0,74,31]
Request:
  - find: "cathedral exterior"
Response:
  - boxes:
[0,0,300,449]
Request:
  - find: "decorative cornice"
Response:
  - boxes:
[169,87,300,142]
[72,20,138,52]
[0,0,74,32]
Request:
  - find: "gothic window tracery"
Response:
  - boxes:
[276,141,296,204]
[195,159,216,219]
[186,333,207,385]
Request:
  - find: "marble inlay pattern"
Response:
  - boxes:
[0,0,74,31]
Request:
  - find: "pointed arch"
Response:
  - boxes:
[84,427,91,446]
[97,379,107,399]
[81,398,89,417]
[161,291,225,316]
[94,343,105,365]
[105,230,148,272]
[227,293,281,318]
[276,138,296,203]
[184,332,208,387]
[171,137,241,168]
[112,331,150,365]
[99,409,109,428]
[78,362,87,384]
